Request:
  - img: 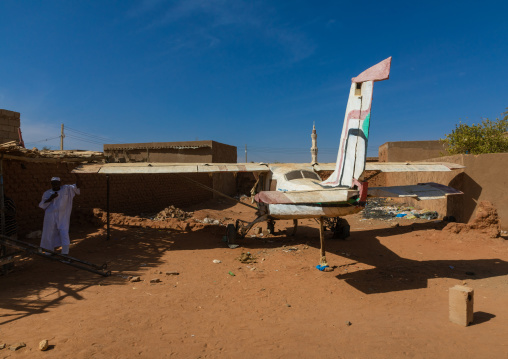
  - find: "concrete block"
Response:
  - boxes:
[449,285,474,326]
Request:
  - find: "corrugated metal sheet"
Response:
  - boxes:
[106,145,208,150]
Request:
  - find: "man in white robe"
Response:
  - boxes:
[39,177,80,255]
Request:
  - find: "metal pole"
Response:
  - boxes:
[60,123,64,150]
[319,217,328,266]
[106,175,110,240]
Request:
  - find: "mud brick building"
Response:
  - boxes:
[0,111,238,235]
[103,140,238,201]
[379,140,447,162]
[103,140,236,164]
[0,109,22,144]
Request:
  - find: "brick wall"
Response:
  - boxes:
[0,109,21,144]
[3,160,213,235]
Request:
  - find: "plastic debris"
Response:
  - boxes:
[316,265,329,271]
[213,259,222,264]
[363,198,439,221]
[228,271,235,276]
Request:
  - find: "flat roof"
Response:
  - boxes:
[104,140,237,151]
[104,140,214,151]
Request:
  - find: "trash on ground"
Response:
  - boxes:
[363,198,438,221]
[237,252,256,263]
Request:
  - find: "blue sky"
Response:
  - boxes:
[1,0,507,162]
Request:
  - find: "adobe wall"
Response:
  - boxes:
[379,141,447,162]
[105,147,213,163]
[103,140,238,196]
[103,140,236,164]
[2,160,212,235]
[0,109,21,144]
[211,141,237,196]
[383,153,508,230]
[211,141,237,163]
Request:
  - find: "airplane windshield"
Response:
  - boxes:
[285,170,321,181]
[285,171,303,181]
[302,171,321,180]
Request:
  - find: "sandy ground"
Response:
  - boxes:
[1,199,508,358]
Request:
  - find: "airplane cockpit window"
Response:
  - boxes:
[285,170,303,181]
[285,170,320,181]
[302,171,321,180]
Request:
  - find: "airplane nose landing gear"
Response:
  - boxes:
[319,217,329,267]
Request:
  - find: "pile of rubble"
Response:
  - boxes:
[363,198,438,220]
[91,208,192,231]
[153,205,193,221]
[0,142,104,161]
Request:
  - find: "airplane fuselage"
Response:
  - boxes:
[255,164,363,220]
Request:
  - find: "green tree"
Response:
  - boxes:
[442,109,508,155]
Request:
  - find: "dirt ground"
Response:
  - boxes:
[1,199,508,358]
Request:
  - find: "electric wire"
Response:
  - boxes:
[24,136,61,145]
[65,134,104,145]
[65,126,120,143]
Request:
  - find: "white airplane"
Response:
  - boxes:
[74,57,463,269]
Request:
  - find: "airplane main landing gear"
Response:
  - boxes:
[225,224,238,248]
[324,217,350,240]
[267,219,275,234]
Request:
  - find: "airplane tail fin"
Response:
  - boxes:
[321,57,391,188]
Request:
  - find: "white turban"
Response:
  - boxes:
[51,177,61,182]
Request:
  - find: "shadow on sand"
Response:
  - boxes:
[1,217,506,324]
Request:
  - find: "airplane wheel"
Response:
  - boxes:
[267,220,275,234]
[326,217,350,240]
[226,224,237,245]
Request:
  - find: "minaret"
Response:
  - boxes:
[311,122,318,164]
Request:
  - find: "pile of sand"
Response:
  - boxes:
[91,208,195,231]
[444,201,501,238]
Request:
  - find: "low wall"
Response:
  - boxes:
[383,153,508,230]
